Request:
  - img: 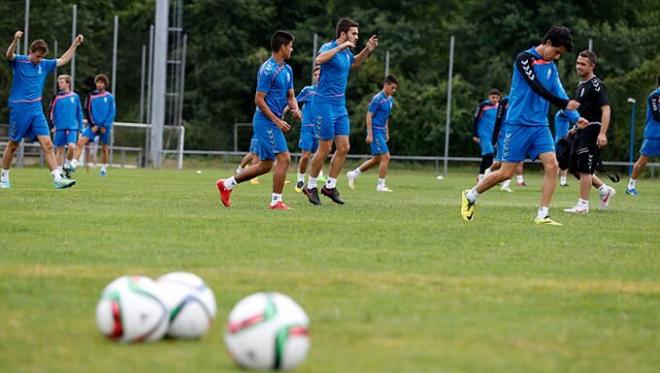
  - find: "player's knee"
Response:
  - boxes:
[381,153,391,162]
[336,142,350,154]
[501,168,515,179]
[7,140,20,151]
[545,160,559,174]
[42,141,54,153]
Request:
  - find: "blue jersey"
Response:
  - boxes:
[368,91,394,130]
[554,110,570,141]
[472,99,498,140]
[296,85,317,125]
[86,90,116,127]
[644,88,660,139]
[255,56,294,118]
[315,40,355,106]
[504,47,571,127]
[49,91,83,131]
[8,54,57,109]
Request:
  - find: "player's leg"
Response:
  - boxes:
[347,156,378,190]
[99,129,110,176]
[270,151,291,209]
[0,140,20,188]
[479,153,494,182]
[515,162,526,186]
[591,174,616,209]
[36,135,76,188]
[1,108,33,188]
[55,147,65,167]
[71,125,95,170]
[320,105,350,204]
[295,151,311,192]
[305,102,334,204]
[377,152,392,192]
[627,154,648,195]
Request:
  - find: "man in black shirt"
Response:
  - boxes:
[564,50,616,214]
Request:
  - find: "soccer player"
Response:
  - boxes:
[346,75,399,192]
[215,31,301,210]
[460,26,586,225]
[303,18,378,205]
[488,95,514,192]
[1,31,83,190]
[626,76,660,196]
[70,74,116,176]
[48,75,83,177]
[472,89,500,182]
[294,66,320,193]
[554,110,570,186]
[564,50,616,213]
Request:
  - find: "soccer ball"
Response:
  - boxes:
[95,275,169,343]
[156,271,217,339]
[224,292,310,370]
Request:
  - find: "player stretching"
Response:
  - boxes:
[564,50,615,213]
[472,89,500,182]
[1,31,82,190]
[49,75,83,177]
[626,76,660,196]
[70,74,116,176]
[553,110,570,186]
[216,31,301,210]
[303,18,378,205]
[294,66,320,192]
[460,26,586,225]
[346,75,399,192]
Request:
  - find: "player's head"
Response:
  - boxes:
[95,74,109,91]
[57,75,72,91]
[576,50,597,78]
[383,75,399,96]
[271,31,294,59]
[336,18,359,44]
[540,26,573,61]
[488,88,501,104]
[29,39,49,63]
[312,66,321,84]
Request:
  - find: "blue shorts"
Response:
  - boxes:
[253,111,288,161]
[370,131,389,155]
[82,126,111,145]
[479,137,494,156]
[640,138,660,157]
[249,135,259,154]
[298,124,319,153]
[500,125,554,163]
[53,129,78,147]
[9,107,50,142]
[314,101,350,140]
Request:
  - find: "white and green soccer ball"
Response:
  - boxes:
[224,292,310,371]
[95,275,169,343]
[157,271,217,339]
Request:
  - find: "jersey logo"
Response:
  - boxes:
[593,80,601,92]
[580,88,585,97]
[38,65,42,75]
[521,59,535,81]
[104,97,108,103]
[70,97,75,103]
[546,68,552,80]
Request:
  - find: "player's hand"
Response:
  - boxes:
[386,133,389,142]
[366,35,378,52]
[566,100,580,111]
[366,133,373,144]
[91,125,98,134]
[340,41,356,50]
[472,136,480,144]
[597,133,608,148]
[290,109,302,120]
[51,128,55,134]
[100,127,106,135]
[74,35,84,46]
[275,119,291,132]
[568,129,577,137]
[14,31,23,41]
[576,117,589,129]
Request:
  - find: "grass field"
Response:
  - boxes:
[1,166,659,372]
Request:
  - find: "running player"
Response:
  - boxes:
[1,31,82,190]
[346,75,399,192]
[48,74,83,177]
[70,74,116,176]
[294,66,320,192]
[554,110,570,186]
[564,50,616,213]
[216,31,301,210]
[303,18,378,205]
[626,76,660,196]
[472,89,500,182]
[460,26,586,225]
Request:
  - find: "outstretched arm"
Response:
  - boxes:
[6,31,22,61]
[352,35,378,69]
[57,35,84,67]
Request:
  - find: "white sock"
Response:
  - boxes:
[1,169,9,181]
[297,172,305,183]
[271,193,282,206]
[466,187,480,203]
[308,177,318,189]
[578,198,589,208]
[560,176,567,185]
[318,170,325,178]
[516,175,524,183]
[52,169,63,182]
[64,160,71,167]
[537,206,549,219]
[502,179,512,188]
[224,176,238,190]
[353,168,362,176]
[71,159,78,168]
[484,168,492,177]
[326,177,337,189]
[236,167,243,175]
[478,174,484,182]
[101,164,108,170]
[628,179,637,189]
[597,184,608,195]
[378,178,385,186]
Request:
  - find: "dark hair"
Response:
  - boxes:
[542,26,573,52]
[578,50,597,65]
[384,75,399,85]
[30,39,49,54]
[271,31,294,52]
[336,18,359,39]
[95,74,110,87]
[313,65,320,72]
[488,88,501,96]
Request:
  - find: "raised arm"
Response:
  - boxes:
[316,41,353,65]
[6,31,22,61]
[352,35,378,69]
[57,35,84,67]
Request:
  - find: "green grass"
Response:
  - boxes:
[1,167,659,372]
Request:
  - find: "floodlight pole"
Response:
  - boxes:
[588,38,593,51]
[385,50,390,77]
[23,0,30,53]
[53,40,58,93]
[71,5,77,90]
[443,36,455,176]
[139,45,146,123]
[311,33,318,83]
[110,15,119,165]
[627,98,636,176]
[150,0,169,168]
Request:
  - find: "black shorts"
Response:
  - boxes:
[569,124,600,175]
